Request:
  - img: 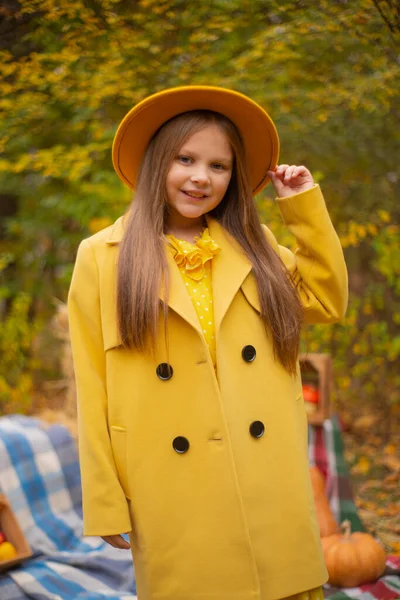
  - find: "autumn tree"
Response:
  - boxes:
[0,0,398,424]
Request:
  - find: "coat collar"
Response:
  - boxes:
[105,214,253,334]
[105,215,125,245]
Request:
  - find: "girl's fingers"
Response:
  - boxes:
[274,164,310,181]
[284,165,298,181]
[292,165,307,178]
[101,535,118,548]
[102,534,131,550]
[274,164,289,177]
[114,535,131,549]
[270,164,314,196]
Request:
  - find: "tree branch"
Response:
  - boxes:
[371,0,399,35]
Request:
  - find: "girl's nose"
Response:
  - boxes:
[190,167,210,185]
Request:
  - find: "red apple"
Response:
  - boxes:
[302,384,319,404]
[0,532,6,544]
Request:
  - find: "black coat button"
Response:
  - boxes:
[249,421,265,438]
[172,436,190,454]
[242,345,256,362]
[156,363,173,380]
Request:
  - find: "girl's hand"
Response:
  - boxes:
[101,534,131,550]
[268,164,315,198]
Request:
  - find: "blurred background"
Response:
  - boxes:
[0,0,399,547]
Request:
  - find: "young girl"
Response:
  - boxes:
[68,86,348,600]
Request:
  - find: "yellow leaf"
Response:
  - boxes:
[380,455,400,473]
[357,224,367,238]
[378,210,390,223]
[338,376,351,389]
[376,508,388,516]
[353,414,379,431]
[383,443,397,455]
[352,456,371,475]
[89,217,112,234]
[363,303,373,315]
[390,541,400,556]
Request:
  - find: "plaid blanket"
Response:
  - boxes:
[308,416,364,533]
[0,415,137,599]
[309,416,400,600]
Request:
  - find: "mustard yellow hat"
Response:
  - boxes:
[112,85,279,195]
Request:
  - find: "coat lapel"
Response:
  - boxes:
[207,217,253,333]
[105,216,202,335]
[105,216,254,335]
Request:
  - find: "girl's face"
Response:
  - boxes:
[165,124,233,229]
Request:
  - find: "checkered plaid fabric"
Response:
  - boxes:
[0,415,137,599]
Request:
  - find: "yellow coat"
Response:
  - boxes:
[68,185,348,600]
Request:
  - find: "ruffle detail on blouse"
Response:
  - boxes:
[167,228,221,281]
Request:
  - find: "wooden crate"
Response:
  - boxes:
[0,494,32,572]
[299,353,332,425]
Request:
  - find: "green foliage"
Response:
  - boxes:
[0,292,41,413]
[0,0,399,416]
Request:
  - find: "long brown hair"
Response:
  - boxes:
[117,110,303,375]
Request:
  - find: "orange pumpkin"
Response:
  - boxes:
[322,520,386,587]
[309,466,338,537]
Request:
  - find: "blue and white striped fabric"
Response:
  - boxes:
[0,415,137,599]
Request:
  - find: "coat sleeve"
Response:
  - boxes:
[263,184,348,324]
[68,238,132,536]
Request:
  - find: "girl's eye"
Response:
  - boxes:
[177,156,227,170]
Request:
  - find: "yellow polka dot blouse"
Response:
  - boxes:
[166,228,220,368]
[167,227,325,600]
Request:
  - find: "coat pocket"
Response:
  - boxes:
[110,425,131,500]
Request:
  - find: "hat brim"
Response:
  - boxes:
[112,86,279,195]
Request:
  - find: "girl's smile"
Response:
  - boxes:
[165,125,233,236]
[181,190,209,199]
